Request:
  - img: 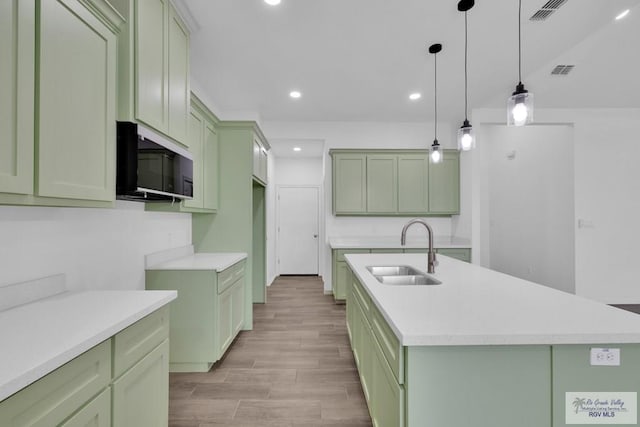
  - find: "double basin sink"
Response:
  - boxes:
[366,265,441,286]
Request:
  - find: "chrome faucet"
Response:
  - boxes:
[401,219,437,274]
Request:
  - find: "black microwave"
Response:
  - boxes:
[116,122,193,201]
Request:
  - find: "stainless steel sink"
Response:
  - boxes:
[366,265,442,286]
[376,275,442,286]
[366,266,423,276]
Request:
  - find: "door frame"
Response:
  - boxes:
[275,185,322,276]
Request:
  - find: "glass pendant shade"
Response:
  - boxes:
[507,85,534,126]
[430,140,443,164]
[457,120,475,151]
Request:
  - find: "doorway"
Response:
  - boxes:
[277,186,320,275]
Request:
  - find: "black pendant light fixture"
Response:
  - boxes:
[429,43,443,164]
[457,0,475,151]
[507,0,534,126]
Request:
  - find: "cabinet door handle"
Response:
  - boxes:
[313,234,318,238]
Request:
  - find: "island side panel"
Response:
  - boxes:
[552,344,640,426]
[405,345,552,427]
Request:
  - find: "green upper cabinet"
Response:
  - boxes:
[398,153,429,213]
[147,93,219,214]
[331,149,459,216]
[428,150,460,215]
[252,138,268,185]
[37,0,118,202]
[333,153,367,214]
[0,0,121,208]
[167,4,189,143]
[0,0,34,196]
[135,0,167,133]
[366,154,397,214]
[183,108,204,209]
[203,121,219,211]
[112,0,190,146]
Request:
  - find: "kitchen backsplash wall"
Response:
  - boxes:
[0,201,191,292]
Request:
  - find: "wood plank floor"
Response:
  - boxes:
[169,275,373,427]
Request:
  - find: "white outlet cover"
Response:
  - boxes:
[590,348,621,366]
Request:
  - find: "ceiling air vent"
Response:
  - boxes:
[530,0,568,21]
[551,65,575,75]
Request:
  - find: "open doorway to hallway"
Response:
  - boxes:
[266,139,325,284]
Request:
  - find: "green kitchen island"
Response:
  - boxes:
[344,253,640,427]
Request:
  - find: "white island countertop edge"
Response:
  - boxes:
[345,253,640,346]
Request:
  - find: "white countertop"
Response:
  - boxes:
[145,252,247,271]
[0,290,176,402]
[329,235,471,249]
[345,253,640,346]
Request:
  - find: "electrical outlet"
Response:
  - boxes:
[590,348,620,366]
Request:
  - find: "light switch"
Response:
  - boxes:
[590,347,620,366]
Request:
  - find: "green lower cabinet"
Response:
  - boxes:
[552,344,640,426]
[405,346,551,427]
[145,260,246,372]
[61,388,111,427]
[371,337,404,427]
[332,249,370,302]
[0,340,111,426]
[0,308,170,427]
[347,268,640,426]
[436,248,471,263]
[112,340,170,427]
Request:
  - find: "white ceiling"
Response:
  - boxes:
[181,0,640,124]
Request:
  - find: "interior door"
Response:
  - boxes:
[278,186,319,275]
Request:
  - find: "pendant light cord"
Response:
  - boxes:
[434,52,437,140]
[518,0,522,84]
[464,11,468,121]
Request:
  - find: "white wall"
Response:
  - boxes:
[486,125,575,294]
[473,108,640,303]
[262,121,466,293]
[0,201,191,292]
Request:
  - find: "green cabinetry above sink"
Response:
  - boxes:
[330,149,460,216]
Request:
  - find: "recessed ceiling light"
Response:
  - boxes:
[293,147,302,152]
[615,9,630,20]
[264,0,281,5]
[409,93,422,101]
[289,91,302,99]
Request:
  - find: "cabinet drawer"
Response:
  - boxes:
[352,278,371,317]
[335,249,370,262]
[217,260,246,294]
[113,306,170,379]
[60,387,111,427]
[0,340,111,426]
[371,303,404,384]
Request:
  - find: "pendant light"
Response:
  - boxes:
[429,43,443,164]
[457,0,475,151]
[507,0,534,126]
